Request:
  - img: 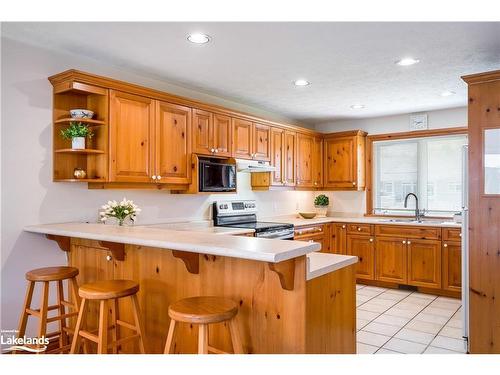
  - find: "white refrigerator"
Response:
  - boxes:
[461,145,469,352]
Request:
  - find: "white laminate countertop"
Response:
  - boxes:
[141,221,254,236]
[263,213,461,228]
[306,253,358,281]
[23,223,318,263]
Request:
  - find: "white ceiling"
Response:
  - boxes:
[3,22,500,124]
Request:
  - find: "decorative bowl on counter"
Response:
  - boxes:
[70,109,94,119]
[298,212,317,219]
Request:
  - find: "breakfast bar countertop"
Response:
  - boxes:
[23,222,319,263]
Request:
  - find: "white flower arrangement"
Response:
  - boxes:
[100,198,141,226]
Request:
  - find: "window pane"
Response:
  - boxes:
[484,128,500,194]
[375,141,418,210]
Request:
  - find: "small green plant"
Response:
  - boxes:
[314,194,329,207]
[60,122,93,140]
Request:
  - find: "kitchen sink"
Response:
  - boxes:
[377,218,455,225]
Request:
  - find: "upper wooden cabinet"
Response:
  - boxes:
[232,118,253,159]
[269,128,296,187]
[252,123,271,161]
[296,133,314,187]
[109,90,154,183]
[155,101,192,184]
[192,109,232,157]
[312,137,323,188]
[284,131,296,186]
[324,130,367,190]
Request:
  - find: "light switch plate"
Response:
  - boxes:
[409,113,428,131]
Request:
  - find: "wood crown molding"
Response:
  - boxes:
[322,130,368,138]
[461,69,500,85]
[48,69,320,136]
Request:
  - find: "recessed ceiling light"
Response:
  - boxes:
[440,90,456,97]
[187,33,211,44]
[395,57,420,66]
[350,104,365,109]
[293,79,310,87]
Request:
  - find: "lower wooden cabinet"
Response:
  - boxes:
[407,239,442,289]
[442,241,461,292]
[330,223,347,254]
[375,237,408,284]
[346,235,375,280]
[295,224,328,253]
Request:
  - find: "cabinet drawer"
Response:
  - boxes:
[443,228,461,242]
[375,225,441,240]
[295,225,325,237]
[294,233,326,252]
[346,223,373,236]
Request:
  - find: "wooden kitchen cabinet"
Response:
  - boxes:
[109,90,155,183]
[312,137,323,188]
[155,101,192,184]
[284,131,296,186]
[375,237,408,284]
[252,123,271,161]
[295,224,328,253]
[442,241,462,292]
[270,127,285,186]
[232,118,253,159]
[330,223,347,254]
[296,133,314,187]
[346,234,375,280]
[192,110,231,157]
[407,239,442,289]
[323,130,366,190]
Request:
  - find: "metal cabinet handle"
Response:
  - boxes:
[357,227,362,231]
[210,148,215,153]
[214,149,219,153]
[402,240,406,244]
[152,175,157,180]
[407,241,412,245]
[459,233,462,237]
[106,255,112,261]
[342,225,346,229]
[444,243,448,248]
[369,238,374,242]
[157,175,162,180]
[352,182,356,186]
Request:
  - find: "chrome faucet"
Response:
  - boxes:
[404,193,424,221]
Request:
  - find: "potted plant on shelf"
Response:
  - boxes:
[314,194,329,217]
[100,198,141,226]
[60,121,93,150]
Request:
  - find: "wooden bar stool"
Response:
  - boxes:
[70,280,146,354]
[164,296,243,354]
[17,266,80,354]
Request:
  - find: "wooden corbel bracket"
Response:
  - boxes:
[46,234,70,252]
[98,241,125,261]
[268,258,296,291]
[172,250,199,274]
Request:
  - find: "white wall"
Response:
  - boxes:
[0,37,317,333]
[314,107,468,218]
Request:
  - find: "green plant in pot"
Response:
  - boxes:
[60,121,93,150]
[314,194,329,217]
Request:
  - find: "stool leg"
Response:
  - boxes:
[70,298,88,354]
[97,300,109,354]
[69,277,88,353]
[163,319,176,354]
[56,280,68,349]
[17,281,35,339]
[228,318,244,354]
[38,281,49,341]
[131,294,146,354]
[198,324,209,354]
[110,299,119,354]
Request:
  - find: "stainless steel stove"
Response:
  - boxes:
[213,200,294,240]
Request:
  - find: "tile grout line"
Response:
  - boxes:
[421,304,463,354]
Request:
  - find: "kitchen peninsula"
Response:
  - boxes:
[24,223,358,354]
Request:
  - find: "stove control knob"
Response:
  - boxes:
[219,204,224,209]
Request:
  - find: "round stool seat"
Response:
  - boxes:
[79,280,139,300]
[26,266,79,282]
[168,296,238,324]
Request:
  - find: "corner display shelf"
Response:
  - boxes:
[50,80,109,182]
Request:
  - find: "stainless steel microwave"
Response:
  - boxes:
[199,159,237,192]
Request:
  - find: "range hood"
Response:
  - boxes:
[237,160,276,173]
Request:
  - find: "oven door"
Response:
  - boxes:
[199,161,237,192]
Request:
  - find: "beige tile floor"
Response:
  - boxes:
[356,284,467,354]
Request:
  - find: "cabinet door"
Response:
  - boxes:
[346,235,375,280]
[295,233,326,253]
[192,109,213,156]
[312,137,323,188]
[375,237,407,284]
[213,114,232,157]
[155,101,192,184]
[252,123,271,161]
[296,133,314,187]
[232,118,253,159]
[442,241,462,292]
[331,223,347,254]
[270,127,285,186]
[284,131,296,187]
[407,239,441,289]
[324,136,356,189]
[109,90,154,182]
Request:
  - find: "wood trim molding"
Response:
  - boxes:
[322,130,368,139]
[268,259,296,291]
[46,234,71,252]
[172,250,200,274]
[461,69,500,84]
[365,127,468,215]
[48,69,319,136]
[98,241,125,261]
